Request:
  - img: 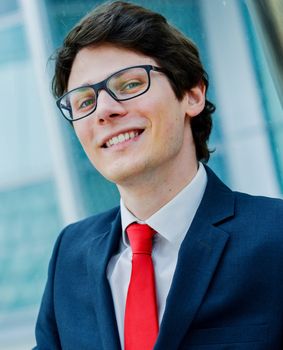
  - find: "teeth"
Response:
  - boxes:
[106,131,139,148]
[118,134,125,142]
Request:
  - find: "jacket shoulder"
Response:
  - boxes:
[230,191,283,236]
[234,191,283,213]
[59,206,120,244]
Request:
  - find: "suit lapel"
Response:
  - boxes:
[87,210,122,350]
[154,167,235,350]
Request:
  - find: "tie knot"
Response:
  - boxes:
[126,223,155,255]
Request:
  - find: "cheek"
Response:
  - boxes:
[74,121,94,149]
[157,107,185,138]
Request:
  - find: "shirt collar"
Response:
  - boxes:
[120,162,207,247]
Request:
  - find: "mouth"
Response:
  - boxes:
[102,129,144,148]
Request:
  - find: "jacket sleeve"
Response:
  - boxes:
[32,230,65,349]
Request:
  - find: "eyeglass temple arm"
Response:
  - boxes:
[60,103,73,120]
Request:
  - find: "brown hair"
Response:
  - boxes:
[52,1,215,162]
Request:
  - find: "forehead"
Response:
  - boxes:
[67,44,156,91]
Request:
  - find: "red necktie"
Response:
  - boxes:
[124,223,159,350]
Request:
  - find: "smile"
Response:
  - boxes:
[104,130,143,148]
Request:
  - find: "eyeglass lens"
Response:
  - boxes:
[60,66,150,120]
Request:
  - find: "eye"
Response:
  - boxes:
[123,81,142,90]
[118,80,146,94]
[79,98,95,110]
[70,87,96,114]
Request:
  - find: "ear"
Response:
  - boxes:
[184,81,206,118]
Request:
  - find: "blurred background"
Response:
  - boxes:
[0,0,282,348]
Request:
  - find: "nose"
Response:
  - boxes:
[94,89,127,124]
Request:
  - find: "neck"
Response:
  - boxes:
[118,159,199,221]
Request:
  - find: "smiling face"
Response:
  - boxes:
[68,45,205,190]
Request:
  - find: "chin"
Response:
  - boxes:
[94,165,131,183]
[100,164,147,186]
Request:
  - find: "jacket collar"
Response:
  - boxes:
[154,166,234,349]
[87,209,122,350]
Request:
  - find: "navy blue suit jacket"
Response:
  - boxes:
[34,167,283,349]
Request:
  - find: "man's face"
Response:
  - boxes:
[68,45,205,187]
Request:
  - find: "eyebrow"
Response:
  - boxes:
[68,64,147,91]
[69,69,117,91]
[77,81,94,89]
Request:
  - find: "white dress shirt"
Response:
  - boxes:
[106,163,207,349]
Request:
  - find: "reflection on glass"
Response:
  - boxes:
[247,0,283,107]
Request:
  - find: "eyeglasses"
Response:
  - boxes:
[56,64,164,122]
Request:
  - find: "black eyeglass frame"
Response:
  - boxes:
[56,64,165,122]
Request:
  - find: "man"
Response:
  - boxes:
[34,1,283,349]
